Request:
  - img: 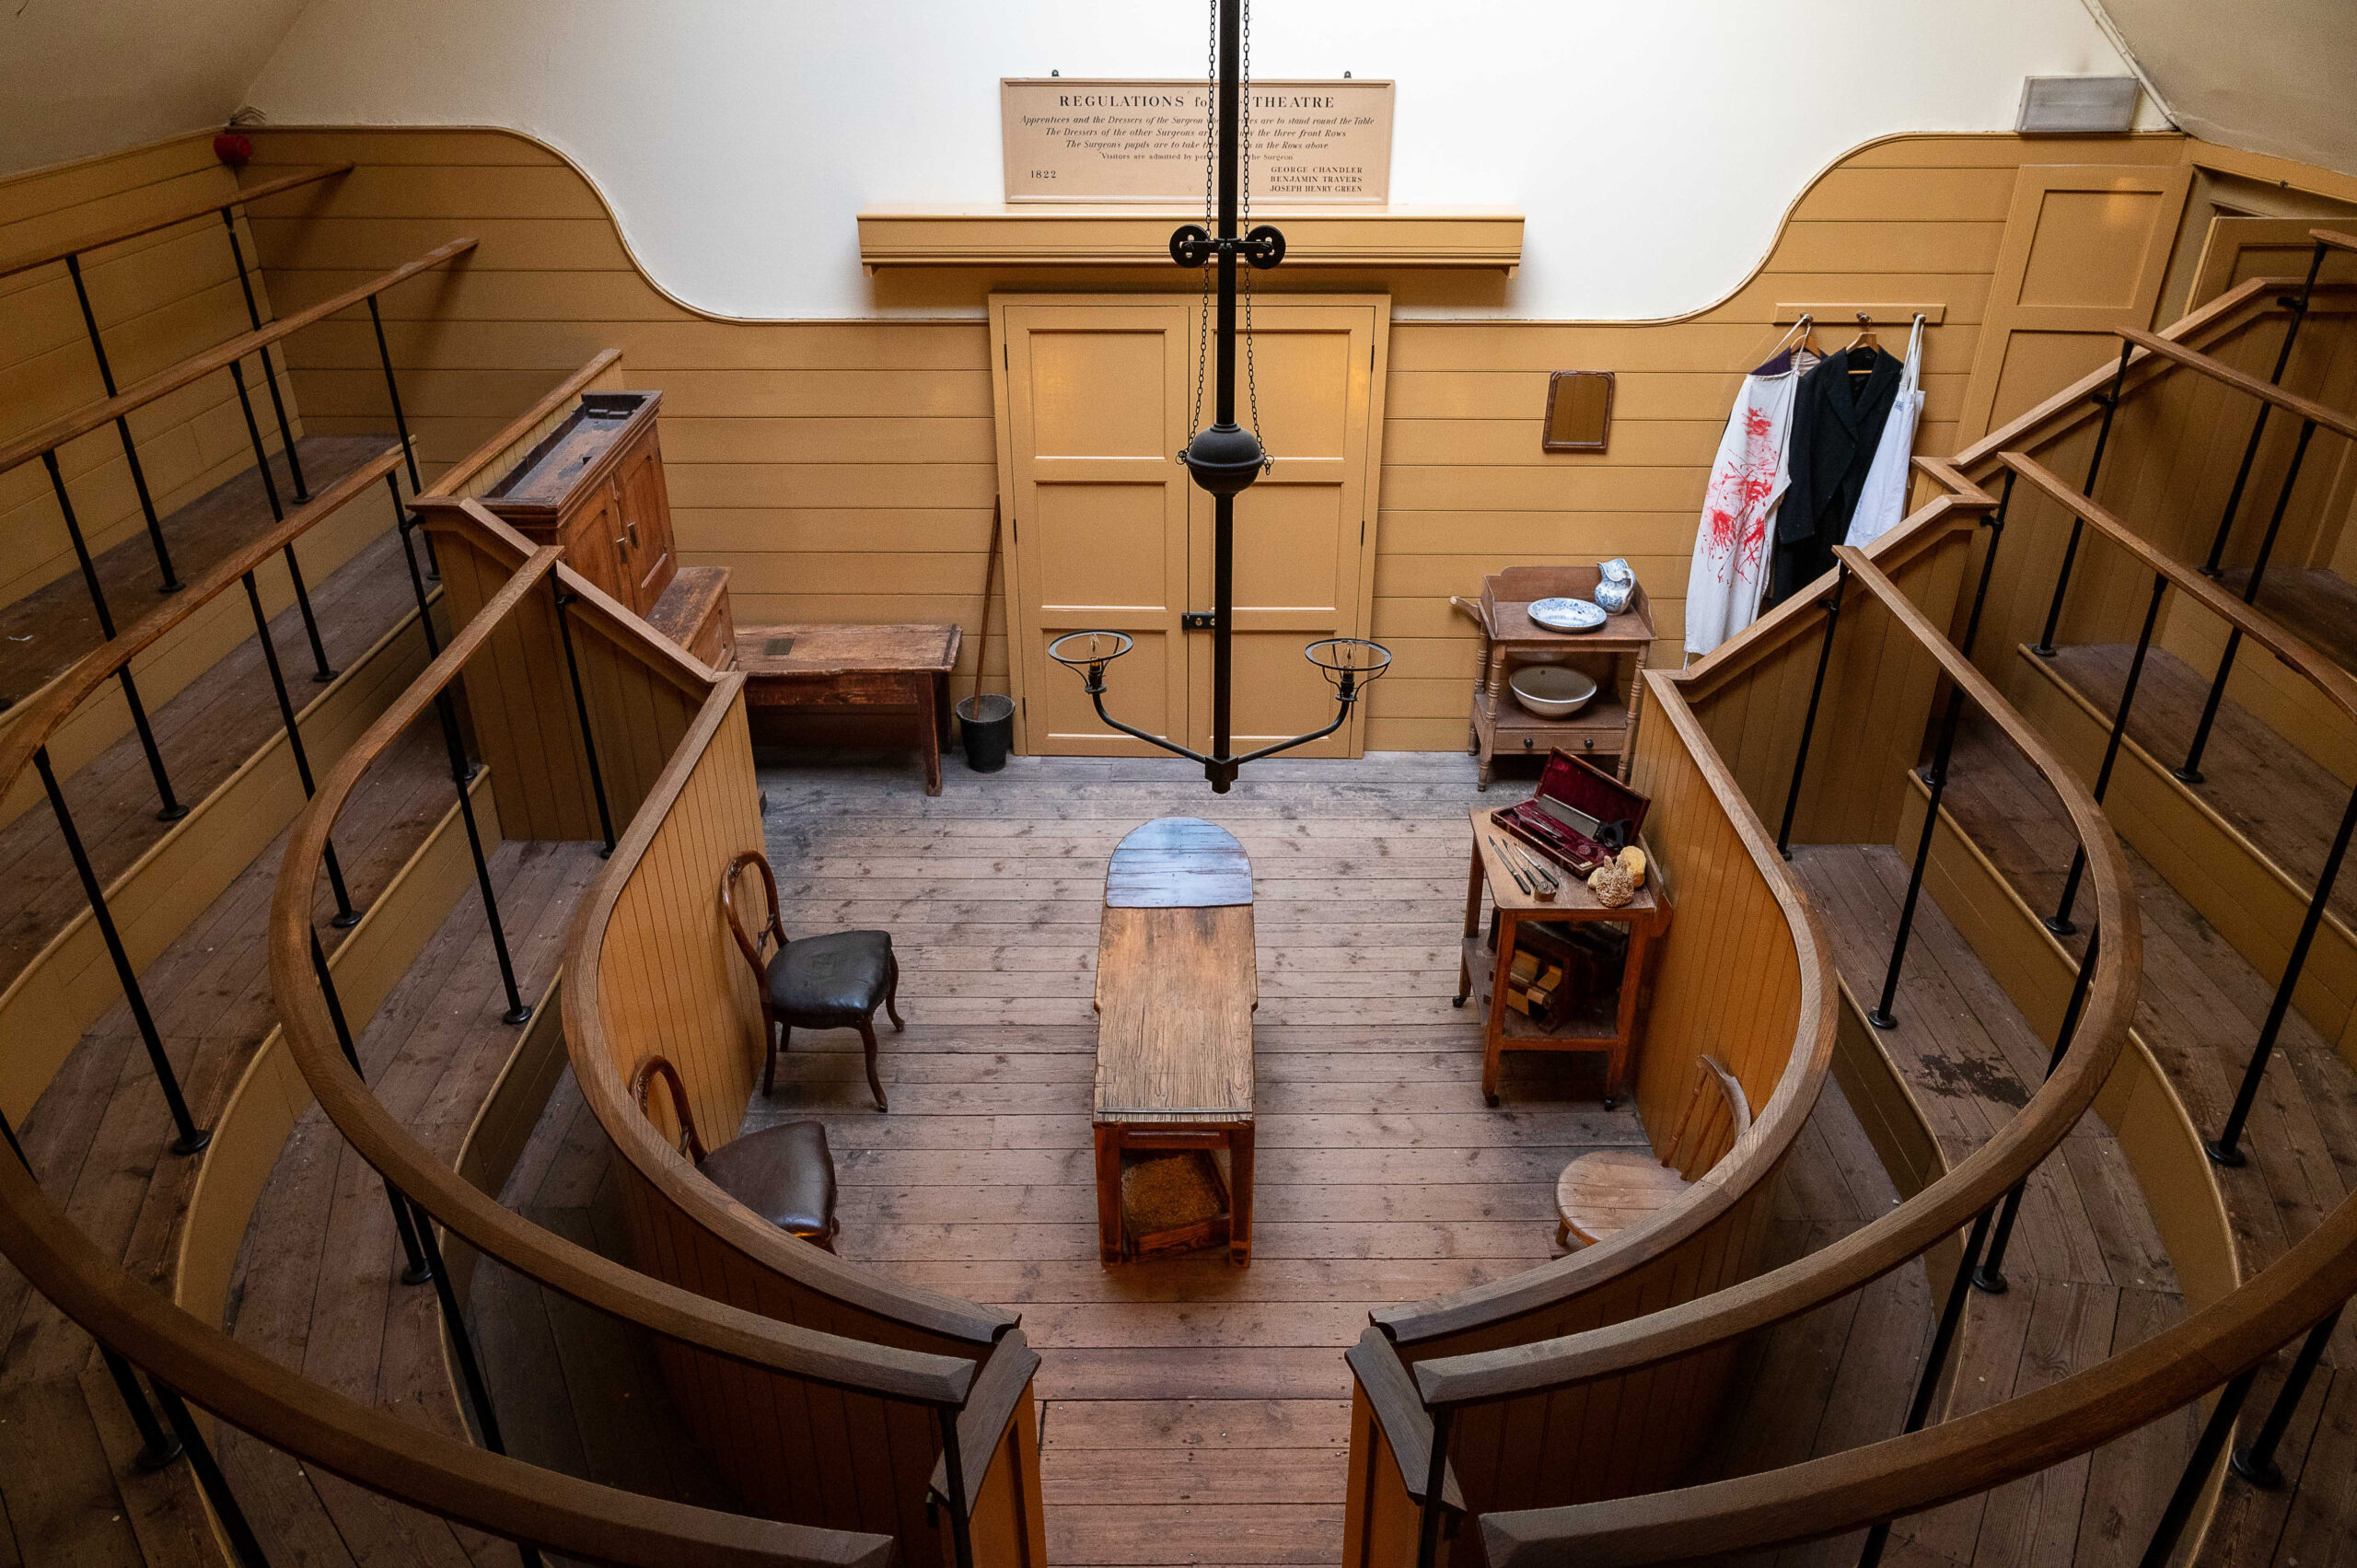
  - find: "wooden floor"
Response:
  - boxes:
[0,435,396,709]
[742,749,1647,1568]
[2218,566,2357,681]
[216,832,603,1568]
[1934,712,2357,1568]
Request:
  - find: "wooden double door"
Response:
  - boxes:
[989,294,1388,758]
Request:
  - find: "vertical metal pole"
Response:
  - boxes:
[1977,928,2100,1292]
[936,1404,975,1568]
[1204,0,1240,792]
[388,474,443,656]
[2,1108,184,1469]
[2208,780,2357,1166]
[553,591,617,855]
[63,254,180,592]
[434,690,530,1024]
[401,1203,548,1568]
[1777,565,1848,859]
[219,207,308,500]
[308,932,434,1283]
[2177,418,2318,784]
[366,295,424,494]
[243,574,357,926]
[225,355,334,682]
[35,747,208,1154]
[1868,679,1969,1030]
[1953,475,2012,664]
[1415,1406,1454,1568]
[279,540,336,684]
[151,1384,273,1568]
[2033,343,2135,656]
[43,450,186,820]
[2200,240,2326,576]
[2230,1307,2340,1487]
[2136,1367,2258,1568]
[1858,1204,1997,1568]
[2048,571,2169,935]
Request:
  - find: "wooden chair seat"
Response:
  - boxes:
[724,849,902,1109]
[1556,1054,1749,1252]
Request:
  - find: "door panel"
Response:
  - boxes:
[1956,164,2193,443]
[993,294,1388,760]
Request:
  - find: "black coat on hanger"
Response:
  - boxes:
[1769,345,1903,603]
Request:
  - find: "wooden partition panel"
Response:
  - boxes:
[1367,675,1831,1519]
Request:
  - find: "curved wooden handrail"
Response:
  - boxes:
[0,164,353,282]
[263,516,985,1400]
[1372,677,1836,1346]
[2003,450,2357,725]
[0,441,404,795]
[1479,1185,2357,1567]
[2316,228,2357,256]
[421,348,621,501]
[1404,536,2141,1410]
[0,236,477,478]
[0,1152,891,1568]
[563,647,1019,1348]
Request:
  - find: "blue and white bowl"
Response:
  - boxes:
[1527,597,1608,633]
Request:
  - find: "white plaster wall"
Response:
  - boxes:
[250,2,2153,320]
[0,0,308,175]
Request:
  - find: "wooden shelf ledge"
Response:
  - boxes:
[855,206,1524,272]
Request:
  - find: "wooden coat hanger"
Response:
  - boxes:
[1845,311,1880,374]
[1750,314,1816,376]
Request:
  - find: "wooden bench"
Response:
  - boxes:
[1554,1055,1749,1251]
[1092,818,1258,1265]
[735,622,961,795]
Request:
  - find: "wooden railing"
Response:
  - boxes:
[0,163,352,282]
[1345,459,2143,1568]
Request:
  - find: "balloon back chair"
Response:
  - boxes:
[721,849,901,1110]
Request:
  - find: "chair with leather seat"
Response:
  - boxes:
[631,1055,839,1251]
[722,848,902,1109]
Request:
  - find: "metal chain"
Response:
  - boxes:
[1189,0,1215,440]
[1240,0,1267,464]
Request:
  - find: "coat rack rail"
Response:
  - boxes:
[1772,301,1946,326]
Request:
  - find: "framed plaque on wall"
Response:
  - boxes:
[1001,78,1393,203]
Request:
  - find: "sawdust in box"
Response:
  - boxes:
[1120,1149,1231,1259]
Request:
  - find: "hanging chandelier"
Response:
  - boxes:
[1047,0,1389,794]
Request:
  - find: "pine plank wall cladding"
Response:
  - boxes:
[94,123,2196,754]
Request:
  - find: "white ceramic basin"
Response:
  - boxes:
[1508,666,1598,719]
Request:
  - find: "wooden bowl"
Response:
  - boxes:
[1508,666,1598,719]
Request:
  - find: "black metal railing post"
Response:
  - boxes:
[936,1404,975,1568]
[1858,1203,1999,1567]
[1954,473,2013,663]
[2200,239,2327,577]
[34,747,208,1154]
[2230,1307,2340,1488]
[42,450,186,821]
[243,575,357,926]
[2137,1366,2258,1568]
[308,932,435,1283]
[552,590,618,856]
[225,356,335,683]
[2209,779,2357,1166]
[151,1383,273,1567]
[432,688,530,1025]
[401,1201,548,1568]
[62,254,180,592]
[1416,1405,1455,1568]
[1868,687,1970,1031]
[1777,564,1848,860]
[386,474,444,656]
[366,296,424,494]
[1976,928,2100,1293]
[3,1108,185,1469]
[2177,415,2320,784]
[219,207,308,501]
[2048,569,2170,936]
[2034,342,2135,656]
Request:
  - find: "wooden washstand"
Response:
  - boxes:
[1091,818,1258,1265]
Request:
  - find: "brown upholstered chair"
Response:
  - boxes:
[631,1055,839,1251]
[722,848,901,1109]
[1554,1055,1750,1252]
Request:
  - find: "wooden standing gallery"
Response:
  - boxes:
[4,6,2357,1568]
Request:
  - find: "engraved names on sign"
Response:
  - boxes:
[1002,78,1393,203]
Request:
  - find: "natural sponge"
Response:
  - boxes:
[1587,860,1635,907]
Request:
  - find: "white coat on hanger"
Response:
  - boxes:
[1847,315,1925,550]
[1683,348,1815,657]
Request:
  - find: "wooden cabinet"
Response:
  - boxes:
[478,389,679,616]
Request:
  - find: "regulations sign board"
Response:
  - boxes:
[1001,78,1393,204]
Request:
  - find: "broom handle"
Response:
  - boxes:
[973,500,1004,712]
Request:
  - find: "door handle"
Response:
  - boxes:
[1181,611,1218,631]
